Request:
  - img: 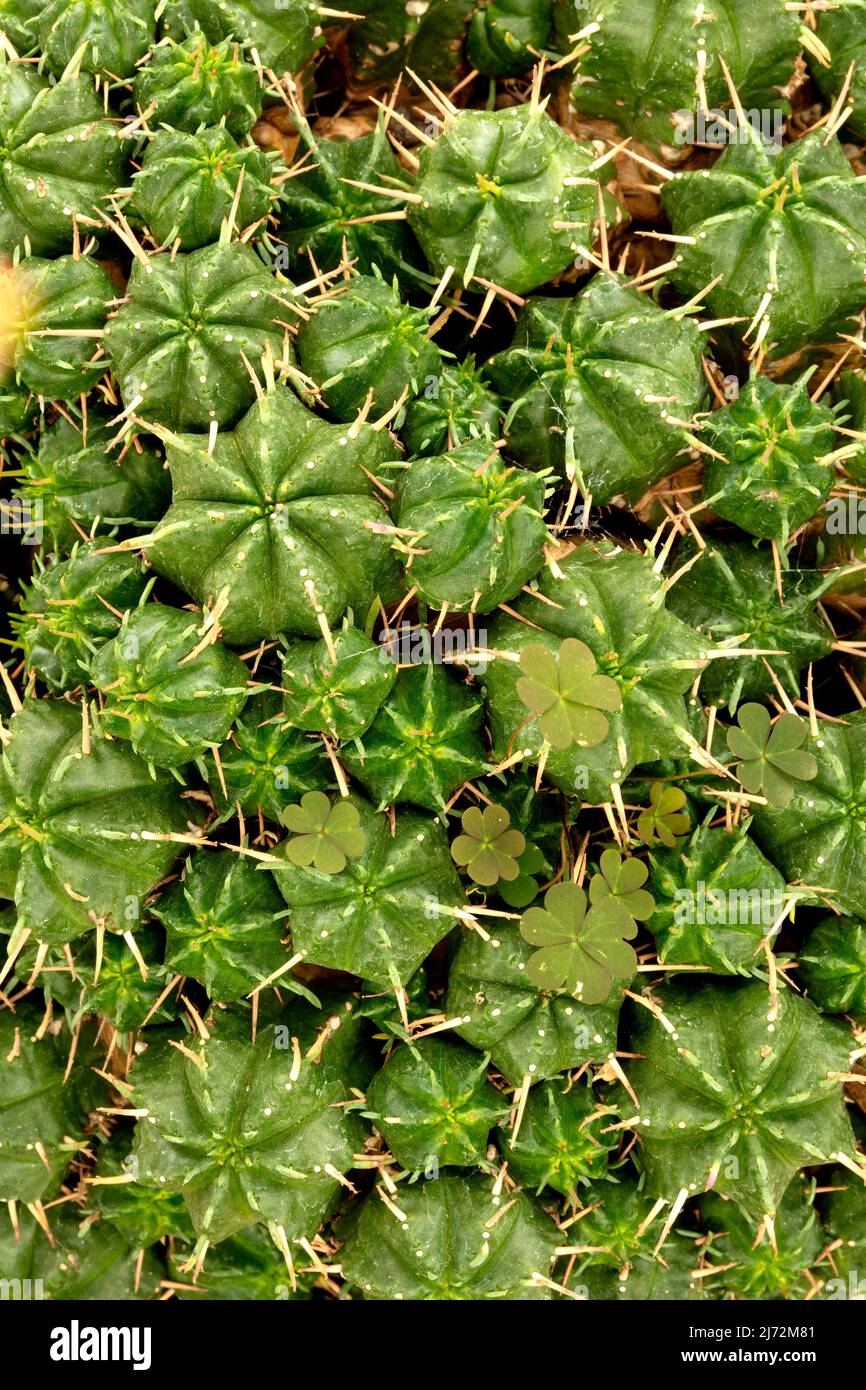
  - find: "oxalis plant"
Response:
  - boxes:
[482,543,709,803]
[517,849,652,1003]
[3,5,866,1310]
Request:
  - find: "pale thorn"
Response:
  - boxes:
[368,97,435,146]
[338,173,423,202]
[508,1073,532,1148]
[652,1187,690,1258]
[123,930,148,982]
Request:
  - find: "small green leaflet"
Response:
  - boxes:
[518,852,649,1005]
[727,704,818,807]
[281,792,367,875]
[450,803,526,887]
[516,638,621,750]
[637,783,690,848]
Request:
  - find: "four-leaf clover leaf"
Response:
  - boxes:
[516,638,621,750]
[636,783,691,848]
[450,804,527,886]
[519,880,639,1004]
[589,848,655,921]
[726,704,818,808]
[281,791,367,874]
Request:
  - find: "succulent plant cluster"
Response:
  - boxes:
[2,0,866,1309]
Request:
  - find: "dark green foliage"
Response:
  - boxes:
[354,968,433,1040]
[400,358,502,457]
[277,120,419,283]
[296,273,442,423]
[408,104,601,296]
[133,33,262,138]
[162,0,320,71]
[666,538,837,712]
[0,1004,85,1202]
[0,381,37,438]
[202,690,329,824]
[647,823,786,974]
[151,848,294,1002]
[468,0,552,77]
[446,922,622,1085]
[815,3,866,141]
[73,923,177,1030]
[39,0,156,77]
[339,1173,558,1299]
[13,255,113,401]
[0,56,123,256]
[0,0,43,52]
[487,275,706,498]
[622,979,855,1216]
[341,661,488,811]
[91,603,251,768]
[271,793,463,985]
[169,1224,317,1298]
[16,544,148,692]
[581,1242,701,1300]
[131,127,276,250]
[14,411,169,554]
[835,368,866,485]
[0,700,203,945]
[394,439,548,612]
[281,624,395,740]
[106,242,290,431]
[817,1166,866,1295]
[701,375,837,544]
[504,1079,616,1200]
[146,388,401,645]
[698,1181,823,1300]
[800,916,866,1016]
[3,0,865,1308]
[366,1037,503,1169]
[132,1004,370,1248]
[347,0,473,88]
[750,708,866,919]
[573,1176,700,1300]
[0,915,81,1009]
[662,128,866,361]
[91,1132,193,1247]
[567,0,799,152]
[483,543,704,802]
[0,1206,163,1299]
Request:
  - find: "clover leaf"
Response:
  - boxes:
[588,848,656,921]
[498,842,546,908]
[515,638,621,750]
[726,704,818,808]
[637,783,691,848]
[518,881,638,1004]
[281,791,366,874]
[450,803,526,887]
